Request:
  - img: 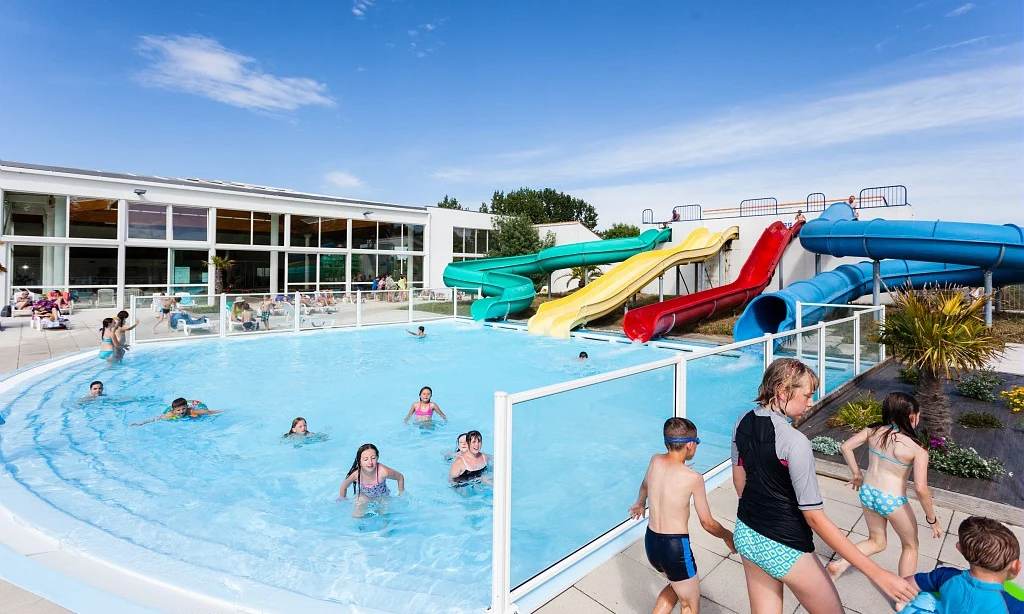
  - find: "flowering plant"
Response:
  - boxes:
[1001,386,1024,412]
[926,435,1007,480]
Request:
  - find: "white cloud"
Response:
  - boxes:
[925,35,991,53]
[946,3,975,17]
[424,23,436,31]
[136,35,335,111]
[431,168,472,181]
[352,0,375,18]
[408,29,418,37]
[324,171,364,189]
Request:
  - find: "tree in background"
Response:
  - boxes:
[487,215,555,258]
[203,256,236,295]
[600,223,641,239]
[488,188,598,230]
[557,265,604,290]
[437,195,464,210]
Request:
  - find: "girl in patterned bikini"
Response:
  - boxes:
[828,392,942,580]
[338,444,405,517]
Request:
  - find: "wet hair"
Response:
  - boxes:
[347,443,380,496]
[753,358,820,408]
[872,392,919,448]
[286,416,307,436]
[419,386,432,397]
[466,430,483,444]
[455,432,468,451]
[578,351,589,359]
[663,417,697,452]
[100,317,115,338]
[417,326,425,332]
[957,516,1020,572]
[116,310,129,325]
[171,397,188,410]
[90,380,103,389]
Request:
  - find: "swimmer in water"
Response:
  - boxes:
[338,443,405,517]
[88,381,104,398]
[406,326,426,337]
[578,351,589,360]
[283,417,317,438]
[443,433,470,462]
[449,430,490,484]
[403,386,447,424]
[130,397,219,426]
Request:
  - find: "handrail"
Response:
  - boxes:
[641,208,655,225]
[805,192,826,212]
[738,197,778,217]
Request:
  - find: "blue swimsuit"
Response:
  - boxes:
[860,443,913,517]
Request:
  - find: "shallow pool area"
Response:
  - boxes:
[0,320,870,613]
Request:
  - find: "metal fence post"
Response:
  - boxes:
[853,313,861,375]
[219,294,227,338]
[795,303,803,359]
[130,295,137,346]
[817,322,827,400]
[674,356,687,419]
[294,292,301,332]
[491,391,513,614]
[408,289,414,323]
[983,270,993,327]
[764,333,774,370]
[356,291,362,328]
[879,306,886,362]
[453,289,458,318]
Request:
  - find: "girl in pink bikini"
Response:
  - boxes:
[403,386,447,425]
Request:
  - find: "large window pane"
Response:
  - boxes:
[352,220,376,249]
[171,250,208,285]
[412,255,424,284]
[290,216,319,248]
[319,217,348,249]
[252,212,284,246]
[125,247,168,284]
[69,247,117,285]
[127,202,167,240]
[378,223,404,250]
[482,230,489,254]
[407,224,424,251]
[378,254,396,277]
[172,206,208,242]
[319,254,347,285]
[10,244,63,290]
[218,250,270,294]
[351,253,375,286]
[216,209,251,245]
[2,192,68,237]
[453,227,464,253]
[464,228,477,253]
[287,252,316,286]
[69,197,118,239]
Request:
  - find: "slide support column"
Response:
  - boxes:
[658,275,664,302]
[872,260,881,307]
[814,254,821,275]
[547,272,552,297]
[779,253,785,290]
[718,250,723,287]
[984,270,993,327]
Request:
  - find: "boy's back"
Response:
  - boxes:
[645,453,699,534]
[909,567,1023,614]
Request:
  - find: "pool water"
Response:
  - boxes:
[0,322,863,613]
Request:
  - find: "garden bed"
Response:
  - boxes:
[799,360,1024,509]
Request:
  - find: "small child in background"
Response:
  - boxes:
[259,295,274,330]
[284,417,316,438]
[406,326,426,337]
[131,397,219,426]
[628,417,735,614]
[403,386,447,424]
[443,433,469,462]
[901,516,1022,614]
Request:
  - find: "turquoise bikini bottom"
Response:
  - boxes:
[859,484,908,517]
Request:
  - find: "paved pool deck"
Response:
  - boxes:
[1,313,1021,613]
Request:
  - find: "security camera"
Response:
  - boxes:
[134,189,147,196]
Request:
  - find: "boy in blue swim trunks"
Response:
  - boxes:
[629,417,735,614]
[130,397,219,426]
[902,516,1022,614]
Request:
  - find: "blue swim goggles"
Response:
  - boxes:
[664,437,700,445]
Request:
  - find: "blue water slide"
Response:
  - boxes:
[734,203,1024,340]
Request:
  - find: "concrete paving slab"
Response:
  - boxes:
[0,579,46,611]
[533,587,612,614]
[574,553,677,614]
[936,533,969,569]
[844,525,944,562]
[822,498,863,533]
[830,563,898,614]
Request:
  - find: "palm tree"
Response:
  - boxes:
[556,265,603,290]
[874,285,1003,437]
[202,256,236,295]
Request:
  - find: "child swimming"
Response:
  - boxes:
[629,417,735,614]
[403,386,447,424]
[283,416,318,438]
[443,433,469,462]
[406,326,426,337]
[130,397,219,426]
[828,392,942,580]
[449,430,489,483]
[731,358,916,613]
[338,444,405,517]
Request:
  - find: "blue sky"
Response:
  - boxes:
[0,0,1021,227]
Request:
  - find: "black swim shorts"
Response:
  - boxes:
[644,527,698,581]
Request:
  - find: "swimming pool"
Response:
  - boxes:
[0,321,864,613]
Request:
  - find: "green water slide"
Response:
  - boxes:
[442,228,672,320]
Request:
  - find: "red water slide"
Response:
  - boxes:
[622,220,804,342]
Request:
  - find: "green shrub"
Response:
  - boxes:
[956,412,1004,429]
[810,436,843,456]
[927,436,1008,480]
[896,366,919,385]
[827,396,882,431]
[956,369,1004,402]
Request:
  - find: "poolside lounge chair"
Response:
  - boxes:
[171,312,214,335]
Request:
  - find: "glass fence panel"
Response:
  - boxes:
[455,288,477,317]
[822,318,856,395]
[411,287,456,323]
[858,310,882,374]
[227,293,297,335]
[296,292,356,331]
[684,346,765,470]
[353,290,410,327]
[132,294,222,342]
[509,364,675,590]
[796,327,821,402]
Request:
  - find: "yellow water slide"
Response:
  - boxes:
[527,226,740,338]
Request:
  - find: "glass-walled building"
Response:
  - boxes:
[1,161,440,309]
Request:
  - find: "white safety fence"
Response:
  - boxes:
[489,302,885,613]
[128,286,483,345]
